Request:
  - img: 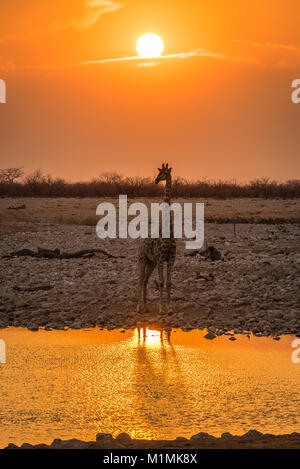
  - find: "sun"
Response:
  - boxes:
[136,33,164,59]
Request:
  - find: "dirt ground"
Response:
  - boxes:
[0,197,299,336]
[1,197,299,227]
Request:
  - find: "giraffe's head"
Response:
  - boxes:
[155,163,172,184]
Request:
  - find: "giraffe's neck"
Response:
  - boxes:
[164,176,174,238]
[164,176,172,205]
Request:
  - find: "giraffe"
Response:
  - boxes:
[137,163,176,314]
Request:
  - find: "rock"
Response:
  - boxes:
[51,438,62,448]
[5,443,18,449]
[190,432,216,440]
[20,443,34,449]
[176,437,188,441]
[242,430,264,439]
[229,336,236,341]
[115,433,132,444]
[248,275,259,282]
[221,432,234,439]
[204,331,217,340]
[54,439,88,449]
[96,433,114,442]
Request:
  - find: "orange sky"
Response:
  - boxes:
[0,0,299,181]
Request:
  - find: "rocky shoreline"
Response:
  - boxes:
[0,221,299,337]
[4,431,300,449]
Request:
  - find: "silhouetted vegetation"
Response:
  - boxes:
[0,167,24,184]
[0,168,299,199]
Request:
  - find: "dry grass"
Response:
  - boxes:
[0,197,299,229]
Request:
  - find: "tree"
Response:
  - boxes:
[0,167,24,184]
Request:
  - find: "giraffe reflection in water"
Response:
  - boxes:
[137,327,171,345]
[133,327,196,433]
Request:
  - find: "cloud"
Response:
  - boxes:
[0,49,228,71]
[0,0,123,44]
[233,39,300,53]
[66,49,226,67]
[2,45,299,73]
[67,0,123,30]
[232,39,300,68]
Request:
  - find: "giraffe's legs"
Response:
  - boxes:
[157,262,165,314]
[136,260,146,313]
[137,259,155,313]
[166,261,173,312]
[166,258,174,312]
[142,261,155,312]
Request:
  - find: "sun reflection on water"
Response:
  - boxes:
[136,327,171,347]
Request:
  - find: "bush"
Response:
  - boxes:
[0,168,299,199]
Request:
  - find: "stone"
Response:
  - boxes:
[96,433,114,442]
[56,439,88,449]
[190,432,216,440]
[221,432,234,439]
[115,433,131,444]
[242,430,264,439]
[5,443,18,449]
[204,331,217,340]
[51,438,62,448]
[20,443,34,449]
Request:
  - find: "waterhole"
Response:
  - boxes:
[0,327,299,447]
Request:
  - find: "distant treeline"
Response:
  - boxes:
[0,168,300,199]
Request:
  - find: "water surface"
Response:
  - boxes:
[0,327,299,447]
